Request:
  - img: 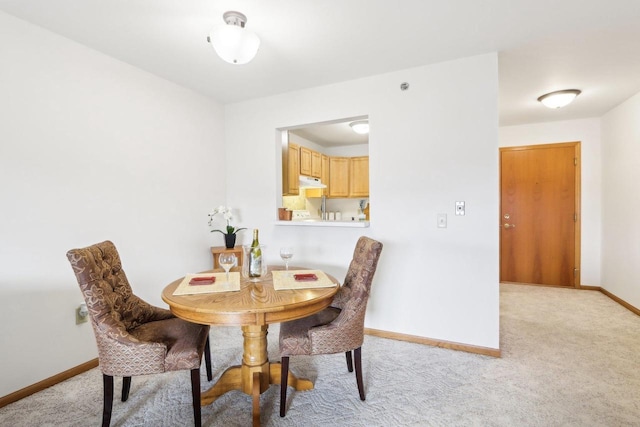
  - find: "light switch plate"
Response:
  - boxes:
[455,201,465,216]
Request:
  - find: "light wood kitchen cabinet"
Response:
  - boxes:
[300,146,312,176]
[328,156,369,198]
[321,154,330,196]
[311,150,322,178]
[284,141,368,199]
[349,156,369,197]
[300,146,322,178]
[284,143,300,195]
[328,157,350,197]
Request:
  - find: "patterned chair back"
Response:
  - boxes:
[305,236,383,354]
[66,240,174,376]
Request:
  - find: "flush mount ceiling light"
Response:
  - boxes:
[350,120,369,134]
[537,89,582,109]
[207,11,260,65]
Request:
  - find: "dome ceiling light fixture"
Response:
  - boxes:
[207,11,260,65]
[349,120,369,134]
[537,89,582,109]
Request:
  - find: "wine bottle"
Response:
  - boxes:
[249,229,262,277]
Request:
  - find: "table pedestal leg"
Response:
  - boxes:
[268,362,314,390]
[241,325,269,426]
[201,366,242,405]
[200,324,316,426]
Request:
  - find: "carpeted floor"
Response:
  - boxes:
[2,284,640,426]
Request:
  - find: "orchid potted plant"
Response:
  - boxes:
[208,206,246,248]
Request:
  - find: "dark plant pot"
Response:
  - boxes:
[224,233,236,249]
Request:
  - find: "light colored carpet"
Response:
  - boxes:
[2,284,640,426]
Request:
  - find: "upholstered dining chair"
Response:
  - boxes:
[66,240,212,427]
[278,236,383,417]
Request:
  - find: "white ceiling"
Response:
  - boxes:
[289,118,369,148]
[1,0,640,128]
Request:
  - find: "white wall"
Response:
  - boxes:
[601,91,640,308]
[0,12,225,396]
[499,118,602,286]
[225,53,500,349]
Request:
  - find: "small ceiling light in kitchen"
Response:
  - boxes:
[537,89,581,109]
[349,120,369,134]
[207,11,260,65]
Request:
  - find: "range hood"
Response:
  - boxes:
[299,175,326,188]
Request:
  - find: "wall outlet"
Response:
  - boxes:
[455,201,465,216]
[75,303,88,325]
[437,213,447,228]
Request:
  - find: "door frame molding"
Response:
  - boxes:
[499,141,581,288]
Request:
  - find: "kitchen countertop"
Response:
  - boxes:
[275,220,369,228]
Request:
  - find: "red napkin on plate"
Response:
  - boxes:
[189,276,216,285]
[294,273,318,281]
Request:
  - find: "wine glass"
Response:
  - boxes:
[219,253,237,284]
[280,247,294,272]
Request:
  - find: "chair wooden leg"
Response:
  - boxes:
[102,374,114,427]
[204,336,213,381]
[354,347,365,401]
[190,368,202,427]
[280,356,289,417]
[121,376,131,402]
[345,350,353,372]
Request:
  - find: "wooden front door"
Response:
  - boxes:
[500,142,581,287]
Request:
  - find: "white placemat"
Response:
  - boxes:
[272,269,337,290]
[172,272,241,295]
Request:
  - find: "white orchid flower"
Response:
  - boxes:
[208,205,245,236]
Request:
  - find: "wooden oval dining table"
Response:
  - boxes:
[161,266,340,426]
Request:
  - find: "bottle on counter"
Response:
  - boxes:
[249,229,262,277]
